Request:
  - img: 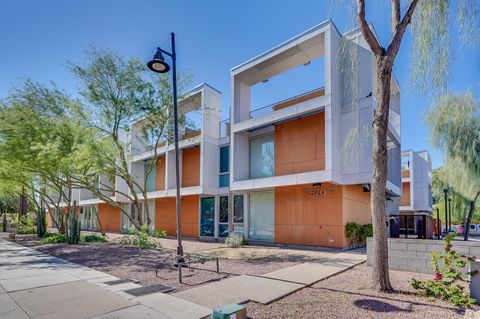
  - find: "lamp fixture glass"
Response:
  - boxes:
[147,47,170,73]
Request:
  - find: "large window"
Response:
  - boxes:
[200,197,215,237]
[219,196,229,237]
[249,134,275,179]
[145,163,156,192]
[219,146,229,187]
[218,195,244,237]
[80,205,98,231]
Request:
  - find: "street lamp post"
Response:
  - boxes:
[448,198,452,232]
[434,205,440,239]
[443,187,448,234]
[147,33,184,260]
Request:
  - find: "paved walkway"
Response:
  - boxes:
[173,251,366,309]
[0,239,366,318]
[0,239,210,319]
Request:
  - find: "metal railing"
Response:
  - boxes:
[219,119,230,138]
[248,87,325,119]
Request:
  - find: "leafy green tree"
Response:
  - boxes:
[0,80,86,233]
[427,92,480,240]
[69,48,191,228]
[335,0,480,291]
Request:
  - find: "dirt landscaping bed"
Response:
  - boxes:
[246,262,476,319]
[1,233,300,292]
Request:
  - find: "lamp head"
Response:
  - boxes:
[147,47,170,73]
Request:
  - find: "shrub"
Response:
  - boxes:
[16,215,37,234]
[16,224,37,234]
[225,233,244,248]
[345,222,372,248]
[81,234,108,243]
[119,225,158,249]
[411,232,478,307]
[121,225,138,235]
[152,230,167,238]
[39,233,68,244]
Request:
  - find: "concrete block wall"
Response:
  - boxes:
[367,237,480,274]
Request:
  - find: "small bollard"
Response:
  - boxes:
[469,260,480,301]
[211,304,247,319]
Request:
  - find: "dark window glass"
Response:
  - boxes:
[219,224,229,237]
[200,197,215,236]
[220,196,228,223]
[234,195,244,223]
[220,146,229,173]
[219,174,230,187]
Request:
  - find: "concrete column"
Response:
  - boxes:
[214,196,219,239]
[243,193,249,240]
[228,193,233,235]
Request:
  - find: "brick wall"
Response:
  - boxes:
[367,237,480,274]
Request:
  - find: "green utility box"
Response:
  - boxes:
[211,304,247,319]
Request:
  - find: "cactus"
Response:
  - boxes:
[36,209,46,238]
[65,201,80,244]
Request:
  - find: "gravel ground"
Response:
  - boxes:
[246,262,476,319]
[2,233,299,292]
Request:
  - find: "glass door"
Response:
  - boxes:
[200,197,215,237]
[249,191,274,241]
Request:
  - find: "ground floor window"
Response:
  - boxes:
[200,197,215,237]
[80,205,98,231]
[249,191,274,242]
[121,202,154,232]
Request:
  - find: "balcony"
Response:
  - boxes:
[249,87,325,119]
[219,119,230,139]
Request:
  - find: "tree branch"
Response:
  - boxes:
[391,0,401,33]
[357,0,384,56]
[385,0,419,67]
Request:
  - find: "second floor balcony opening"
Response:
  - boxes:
[249,58,325,120]
[232,23,329,126]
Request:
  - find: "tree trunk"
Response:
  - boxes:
[370,60,394,292]
[464,191,480,241]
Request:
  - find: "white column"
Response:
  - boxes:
[214,196,219,239]
[243,193,249,240]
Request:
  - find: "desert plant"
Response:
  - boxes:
[64,205,80,244]
[81,234,108,243]
[119,224,158,249]
[152,230,167,238]
[39,232,68,244]
[16,215,37,234]
[411,232,478,307]
[345,222,372,248]
[225,233,244,248]
[121,225,138,235]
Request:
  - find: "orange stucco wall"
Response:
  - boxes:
[155,195,199,237]
[274,183,370,248]
[182,146,200,187]
[97,203,121,232]
[275,112,325,176]
[401,170,410,178]
[156,155,166,190]
[401,182,410,206]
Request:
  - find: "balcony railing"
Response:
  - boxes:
[219,119,230,138]
[249,87,325,119]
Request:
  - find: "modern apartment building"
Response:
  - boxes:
[49,20,403,249]
[395,150,434,238]
[400,150,433,215]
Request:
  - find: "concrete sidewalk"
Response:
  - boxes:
[0,238,366,318]
[173,251,366,309]
[0,239,210,319]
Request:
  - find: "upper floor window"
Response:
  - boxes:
[249,134,275,179]
[145,163,156,192]
[219,146,229,187]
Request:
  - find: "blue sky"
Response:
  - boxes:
[1,0,479,168]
